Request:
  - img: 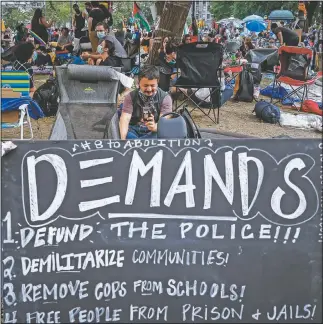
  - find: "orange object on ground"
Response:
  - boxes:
[302,100,322,116]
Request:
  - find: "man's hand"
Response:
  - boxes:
[145,116,157,132]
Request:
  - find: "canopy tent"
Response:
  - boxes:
[243,15,264,23]
[268,10,294,21]
[218,17,243,26]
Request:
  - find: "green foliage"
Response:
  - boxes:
[1,7,32,29]
[46,1,73,27]
[112,1,153,29]
[210,1,298,20]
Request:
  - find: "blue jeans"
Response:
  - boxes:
[126,124,157,139]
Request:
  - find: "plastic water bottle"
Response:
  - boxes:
[231,54,236,65]
[220,71,225,91]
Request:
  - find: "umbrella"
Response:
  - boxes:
[243,15,264,23]
[219,16,243,25]
[246,20,267,33]
[268,10,294,21]
[29,30,47,46]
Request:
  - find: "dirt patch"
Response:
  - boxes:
[191,99,322,139]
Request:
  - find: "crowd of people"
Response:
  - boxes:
[1,2,322,140]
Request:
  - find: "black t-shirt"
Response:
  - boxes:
[89,8,105,31]
[99,56,122,67]
[274,27,298,45]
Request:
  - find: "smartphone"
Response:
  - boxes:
[143,111,152,122]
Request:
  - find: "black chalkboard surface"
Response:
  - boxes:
[1,139,322,323]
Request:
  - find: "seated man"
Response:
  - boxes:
[57,27,74,52]
[81,22,107,64]
[96,40,122,67]
[119,65,172,139]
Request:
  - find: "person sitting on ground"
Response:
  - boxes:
[95,40,122,67]
[141,31,150,53]
[12,42,36,95]
[57,27,74,52]
[81,22,106,64]
[182,34,191,45]
[271,22,299,46]
[119,65,172,140]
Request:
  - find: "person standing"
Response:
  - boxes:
[72,4,86,53]
[271,23,299,46]
[88,1,105,52]
[31,8,53,44]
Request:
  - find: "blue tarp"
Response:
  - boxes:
[1,97,45,120]
[260,84,301,106]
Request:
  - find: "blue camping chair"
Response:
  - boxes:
[1,71,45,139]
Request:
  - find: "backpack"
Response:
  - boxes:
[253,100,280,124]
[177,106,202,138]
[33,77,59,117]
[234,66,254,102]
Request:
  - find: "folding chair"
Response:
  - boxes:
[1,102,33,139]
[1,71,45,139]
[174,42,224,124]
[271,46,323,111]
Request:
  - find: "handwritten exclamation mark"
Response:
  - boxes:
[283,227,291,244]
[311,305,316,319]
[238,285,246,303]
[292,228,301,243]
[274,226,280,243]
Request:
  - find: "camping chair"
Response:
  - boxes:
[1,102,33,139]
[271,46,323,111]
[50,65,120,139]
[173,42,224,124]
[1,71,45,139]
[224,41,240,58]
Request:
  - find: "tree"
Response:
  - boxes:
[305,1,319,27]
[210,1,298,20]
[47,1,72,27]
[147,1,191,65]
[1,7,33,29]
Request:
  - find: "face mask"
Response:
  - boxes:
[97,45,104,54]
[97,31,105,39]
[32,51,38,62]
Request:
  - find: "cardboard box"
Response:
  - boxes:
[1,88,22,98]
[2,110,19,123]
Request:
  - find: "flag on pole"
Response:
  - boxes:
[183,23,189,36]
[133,2,151,31]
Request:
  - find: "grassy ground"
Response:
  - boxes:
[1,74,322,140]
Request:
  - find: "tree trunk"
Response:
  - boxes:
[305,2,318,29]
[155,1,165,16]
[147,1,191,65]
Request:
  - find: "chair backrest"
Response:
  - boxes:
[175,42,223,87]
[1,71,30,97]
[56,65,120,104]
[278,46,312,81]
[120,58,132,73]
[225,41,240,53]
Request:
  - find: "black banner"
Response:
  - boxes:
[1,139,322,323]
